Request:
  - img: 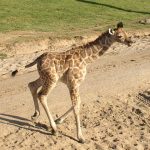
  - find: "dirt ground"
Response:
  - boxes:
[0,32,150,150]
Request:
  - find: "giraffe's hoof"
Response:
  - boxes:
[31,112,39,123]
[31,118,36,124]
[78,138,85,144]
[47,126,58,136]
[47,126,52,132]
[52,129,58,136]
[31,116,37,124]
[55,118,62,124]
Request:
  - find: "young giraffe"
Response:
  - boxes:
[12,22,132,143]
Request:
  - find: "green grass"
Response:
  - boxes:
[0,0,150,36]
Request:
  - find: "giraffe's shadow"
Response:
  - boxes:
[0,113,78,142]
[0,113,51,135]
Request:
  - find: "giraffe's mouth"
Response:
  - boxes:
[120,29,133,46]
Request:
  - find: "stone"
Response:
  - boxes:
[139,18,150,24]
[95,143,104,150]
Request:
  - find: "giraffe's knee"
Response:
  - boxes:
[71,93,80,106]
[28,79,41,93]
[28,82,36,93]
[28,82,33,89]
[38,84,51,100]
[72,99,81,115]
[31,111,40,121]
[37,91,47,103]
[38,92,43,103]
[74,104,80,114]
[73,99,81,114]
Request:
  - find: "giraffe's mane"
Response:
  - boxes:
[64,30,109,54]
[79,30,109,48]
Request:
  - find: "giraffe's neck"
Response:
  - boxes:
[80,33,114,64]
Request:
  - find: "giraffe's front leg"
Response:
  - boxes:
[70,87,85,143]
[55,106,73,124]
[28,78,42,123]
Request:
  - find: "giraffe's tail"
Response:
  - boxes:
[11,70,19,77]
[11,53,45,77]
[25,59,38,68]
[11,60,37,77]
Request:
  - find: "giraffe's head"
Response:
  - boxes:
[107,22,133,46]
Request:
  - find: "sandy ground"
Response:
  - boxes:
[0,34,150,150]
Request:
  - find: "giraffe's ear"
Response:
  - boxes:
[117,22,123,28]
[109,28,115,35]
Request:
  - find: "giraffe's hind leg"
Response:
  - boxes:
[38,77,58,134]
[55,106,73,124]
[69,86,85,143]
[55,87,85,143]
[28,78,42,123]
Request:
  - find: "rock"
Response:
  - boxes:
[74,36,84,40]
[118,126,122,130]
[145,19,150,24]
[132,107,143,116]
[113,138,119,142]
[82,122,87,128]
[109,143,117,149]
[139,19,150,24]
[95,143,104,150]
[139,20,146,24]
[71,144,77,150]
[91,136,98,141]
[135,109,143,115]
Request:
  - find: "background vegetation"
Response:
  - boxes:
[0,0,149,36]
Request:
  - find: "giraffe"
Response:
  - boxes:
[12,22,132,143]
